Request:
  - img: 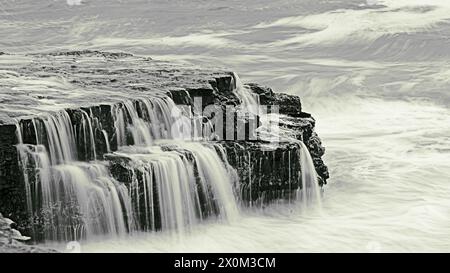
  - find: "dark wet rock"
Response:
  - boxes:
[209,74,235,95]
[105,154,135,184]
[219,141,302,203]
[307,132,329,184]
[242,83,328,185]
[246,83,303,117]
[168,75,240,109]
[168,89,194,105]
[0,124,30,232]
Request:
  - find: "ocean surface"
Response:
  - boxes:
[1,0,450,252]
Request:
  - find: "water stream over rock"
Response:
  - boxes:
[8,84,322,242]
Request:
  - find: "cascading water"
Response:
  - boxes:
[232,73,322,206]
[79,110,97,161]
[232,72,260,114]
[297,141,322,207]
[180,142,240,221]
[110,141,239,233]
[14,90,320,243]
[16,114,134,241]
[14,96,242,242]
[112,96,178,146]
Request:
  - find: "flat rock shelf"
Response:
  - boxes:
[0,51,328,244]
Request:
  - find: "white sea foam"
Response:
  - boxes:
[255,0,450,46]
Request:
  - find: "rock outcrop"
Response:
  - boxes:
[0,50,328,241]
[0,212,57,253]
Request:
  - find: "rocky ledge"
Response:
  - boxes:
[0,213,57,253]
[0,50,328,241]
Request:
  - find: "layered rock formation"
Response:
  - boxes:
[0,51,328,242]
[0,212,56,253]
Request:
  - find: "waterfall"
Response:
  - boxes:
[230,74,322,206]
[101,130,111,153]
[14,93,320,243]
[15,118,134,241]
[47,162,134,241]
[297,141,322,206]
[80,110,97,160]
[112,96,178,146]
[15,123,33,232]
[232,72,260,114]
[42,111,77,164]
[14,96,240,242]
[111,141,239,233]
[180,142,239,221]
